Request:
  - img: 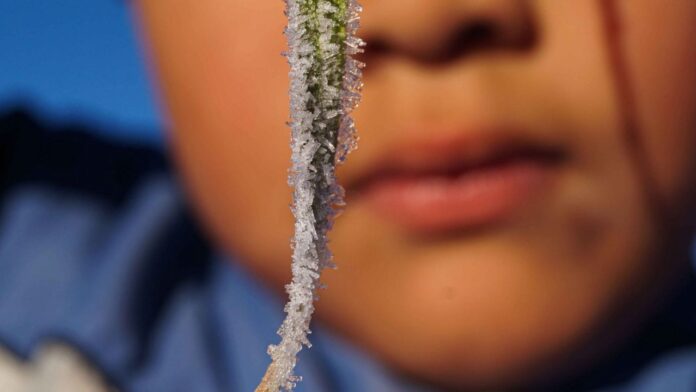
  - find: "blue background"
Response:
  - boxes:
[0,0,162,142]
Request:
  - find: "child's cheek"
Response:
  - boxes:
[136,0,301,285]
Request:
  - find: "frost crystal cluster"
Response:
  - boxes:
[255,0,364,391]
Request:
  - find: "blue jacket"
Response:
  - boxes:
[0,108,695,391]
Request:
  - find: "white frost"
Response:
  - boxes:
[257,0,365,391]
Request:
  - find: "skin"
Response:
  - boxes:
[134,0,696,389]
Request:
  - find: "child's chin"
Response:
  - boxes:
[322,237,651,391]
[376,275,607,390]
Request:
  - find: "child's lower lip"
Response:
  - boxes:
[359,158,555,234]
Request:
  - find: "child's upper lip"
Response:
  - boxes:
[343,125,567,198]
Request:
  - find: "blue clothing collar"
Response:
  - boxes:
[0,178,428,391]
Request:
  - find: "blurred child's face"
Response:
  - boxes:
[136,1,696,389]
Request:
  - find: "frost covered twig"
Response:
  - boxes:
[255,0,364,391]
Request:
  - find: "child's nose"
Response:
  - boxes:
[359,0,538,65]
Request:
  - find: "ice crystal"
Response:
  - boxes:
[255,1,364,391]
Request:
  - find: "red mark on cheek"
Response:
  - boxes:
[597,0,669,227]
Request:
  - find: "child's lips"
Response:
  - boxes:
[346,129,565,234]
[359,157,557,234]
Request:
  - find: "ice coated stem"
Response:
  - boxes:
[255,0,364,391]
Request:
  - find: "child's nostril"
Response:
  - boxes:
[356,17,537,70]
[458,21,497,48]
[434,17,538,64]
[444,20,498,61]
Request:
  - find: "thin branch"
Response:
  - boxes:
[255,0,364,391]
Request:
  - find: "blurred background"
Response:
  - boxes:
[0,0,162,143]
